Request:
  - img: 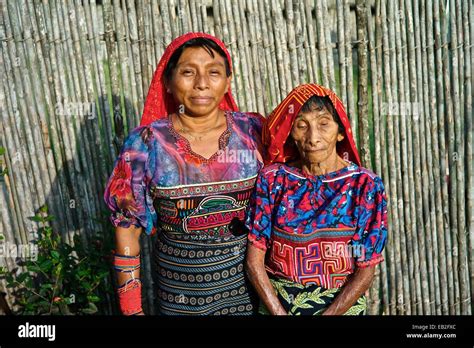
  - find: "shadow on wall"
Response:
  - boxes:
[42,95,138,315]
[46,94,133,243]
[2,92,162,315]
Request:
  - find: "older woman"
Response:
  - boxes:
[104,32,263,315]
[245,84,387,315]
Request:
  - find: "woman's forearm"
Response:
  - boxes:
[115,225,142,285]
[245,244,287,315]
[322,266,375,315]
[114,225,144,315]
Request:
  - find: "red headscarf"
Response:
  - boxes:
[263,83,361,166]
[140,32,239,126]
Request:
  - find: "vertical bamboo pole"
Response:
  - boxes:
[148,0,161,66]
[422,3,441,314]
[372,0,391,314]
[450,0,469,315]
[201,1,210,35]
[412,0,434,314]
[285,0,299,88]
[405,0,430,314]
[246,0,266,115]
[189,0,202,32]
[365,1,380,314]
[381,0,403,314]
[113,0,133,132]
[178,0,191,33]
[336,0,348,107]
[222,0,237,104]
[391,0,412,314]
[294,1,308,86]
[135,1,150,107]
[258,0,280,108]
[160,1,173,48]
[344,2,357,143]
[322,0,336,91]
[463,0,474,314]
[142,0,157,82]
[442,0,460,315]
[435,0,456,314]
[355,0,370,167]
[233,0,255,111]
[430,0,449,314]
[303,0,320,85]
[315,0,329,88]
[396,0,417,314]
[270,0,289,96]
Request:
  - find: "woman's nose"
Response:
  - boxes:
[194,73,209,90]
[307,127,322,145]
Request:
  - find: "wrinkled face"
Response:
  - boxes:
[167,46,231,117]
[290,106,344,164]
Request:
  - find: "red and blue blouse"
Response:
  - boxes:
[245,162,388,289]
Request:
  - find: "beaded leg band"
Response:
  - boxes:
[114,253,141,275]
[114,253,143,315]
[117,278,143,315]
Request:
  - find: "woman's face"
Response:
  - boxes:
[290,106,344,165]
[167,46,231,117]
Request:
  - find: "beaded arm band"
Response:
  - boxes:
[113,253,143,315]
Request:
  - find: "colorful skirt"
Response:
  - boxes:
[153,232,257,315]
[259,277,367,315]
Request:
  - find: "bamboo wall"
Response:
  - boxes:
[0,0,472,315]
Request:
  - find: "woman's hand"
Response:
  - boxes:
[322,266,375,315]
[245,243,287,315]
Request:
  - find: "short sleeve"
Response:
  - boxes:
[352,176,388,268]
[244,170,274,251]
[103,126,157,235]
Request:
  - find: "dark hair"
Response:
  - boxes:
[164,38,231,82]
[300,95,344,133]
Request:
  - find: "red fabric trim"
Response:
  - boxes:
[248,233,268,251]
[263,83,361,166]
[140,32,239,126]
[355,254,384,268]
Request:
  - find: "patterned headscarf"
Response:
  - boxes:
[140,32,239,126]
[263,83,361,166]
